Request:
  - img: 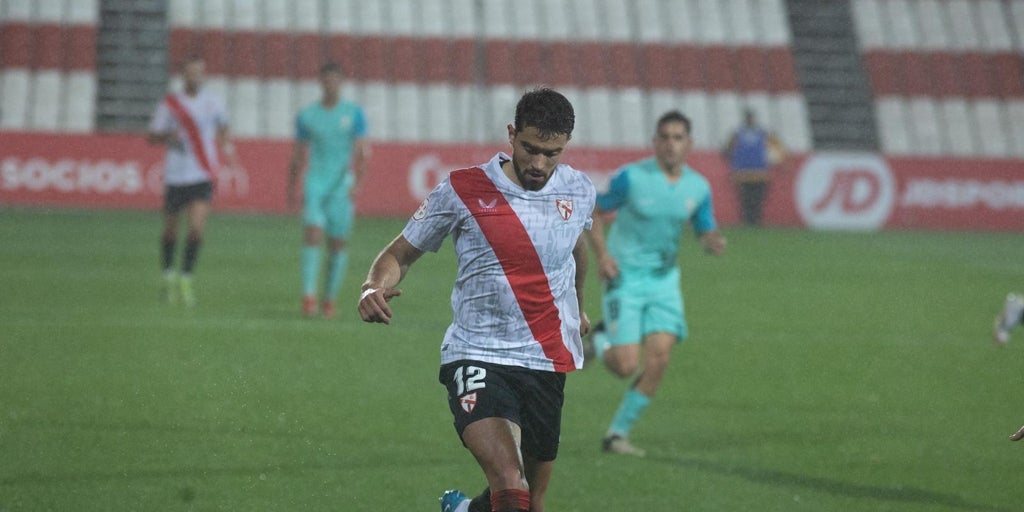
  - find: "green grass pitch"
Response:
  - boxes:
[1,207,1021,511]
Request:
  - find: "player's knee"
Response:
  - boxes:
[607,356,639,378]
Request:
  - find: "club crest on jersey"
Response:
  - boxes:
[460,392,477,413]
[412,198,429,221]
[555,199,573,221]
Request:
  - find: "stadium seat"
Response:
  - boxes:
[634,0,666,43]
[355,1,385,35]
[64,71,96,132]
[198,0,227,28]
[570,0,602,41]
[679,91,713,150]
[1008,100,1024,158]
[615,87,647,147]
[264,79,293,138]
[776,94,812,152]
[938,98,977,156]
[542,0,573,40]
[760,0,791,45]
[360,81,393,141]
[946,0,981,49]
[291,0,319,32]
[851,0,886,49]
[168,0,197,26]
[29,70,63,131]
[229,79,262,137]
[908,96,942,155]
[324,0,356,33]
[874,97,911,154]
[601,0,633,42]
[915,0,951,50]
[724,0,758,46]
[882,0,920,49]
[447,0,477,38]
[392,83,422,142]
[419,0,447,37]
[973,99,1010,157]
[1,70,31,130]
[422,84,454,142]
[386,0,417,36]
[1011,2,1024,53]
[694,0,727,44]
[712,91,744,149]
[976,0,1012,50]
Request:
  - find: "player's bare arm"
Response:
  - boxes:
[350,138,372,197]
[573,234,591,336]
[358,234,424,324]
[699,230,726,256]
[216,125,239,169]
[286,140,309,210]
[584,206,619,281]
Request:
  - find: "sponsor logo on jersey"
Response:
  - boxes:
[556,199,573,220]
[478,197,497,209]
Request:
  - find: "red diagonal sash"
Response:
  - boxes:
[449,167,576,372]
[164,94,217,180]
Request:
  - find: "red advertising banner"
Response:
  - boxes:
[2,132,1022,231]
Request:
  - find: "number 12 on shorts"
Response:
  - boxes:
[454,365,487,396]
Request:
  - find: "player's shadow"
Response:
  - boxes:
[648,454,1010,512]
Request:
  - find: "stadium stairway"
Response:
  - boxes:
[785,0,879,151]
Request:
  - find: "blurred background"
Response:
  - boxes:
[1,0,1023,229]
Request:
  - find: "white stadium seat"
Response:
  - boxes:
[387,0,417,36]
[725,0,758,46]
[29,70,63,131]
[392,83,423,142]
[198,0,227,29]
[939,98,977,156]
[776,94,812,152]
[760,0,791,45]
[915,0,951,50]
[875,97,911,154]
[947,0,981,50]
[64,71,96,132]
[264,79,293,138]
[973,99,1010,157]
[601,0,633,42]
[229,79,262,137]
[1008,100,1024,158]
[360,81,393,141]
[851,0,885,49]
[679,91,713,150]
[292,0,319,32]
[694,0,727,45]
[908,96,942,155]
[976,0,1012,51]
[1,70,31,130]
[324,0,356,33]
[615,87,647,147]
[634,0,666,43]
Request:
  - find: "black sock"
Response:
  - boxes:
[162,235,176,271]
[182,233,202,274]
[468,488,490,512]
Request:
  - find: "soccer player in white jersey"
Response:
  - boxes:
[148,55,237,306]
[358,88,595,512]
[585,111,726,457]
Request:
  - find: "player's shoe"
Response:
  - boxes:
[321,299,335,319]
[602,434,646,457]
[439,489,470,512]
[993,293,1024,345]
[179,275,196,307]
[302,295,318,318]
[162,271,179,304]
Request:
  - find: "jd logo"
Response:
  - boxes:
[796,153,895,231]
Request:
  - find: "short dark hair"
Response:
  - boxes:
[513,88,575,139]
[320,61,343,75]
[657,110,692,135]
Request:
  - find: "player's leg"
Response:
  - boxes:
[161,186,183,303]
[180,190,212,307]
[462,418,531,506]
[523,456,554,512]
[301,187,328,316]
[993,292,1024,345]
[439,362,532,512]
[321,194,354,318]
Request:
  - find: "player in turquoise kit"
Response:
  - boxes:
[288,62,371,318]
[585,111,726,456]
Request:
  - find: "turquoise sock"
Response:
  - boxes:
[608,388,651,437]
[301,246,320,297]
[324,250,348,301]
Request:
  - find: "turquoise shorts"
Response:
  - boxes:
[601,267,687,346]
[303,183,354,239]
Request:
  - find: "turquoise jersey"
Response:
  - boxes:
[295,99,368,190]
[598,158,717,274]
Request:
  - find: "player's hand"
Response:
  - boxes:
[701,231,726,256]
[1011,424,1024,441]
[597,255,619,282]
[358,287,403,324]
[579,310,591,336]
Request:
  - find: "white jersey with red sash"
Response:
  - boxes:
[148,88,228,186]
[402,152,596,373]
